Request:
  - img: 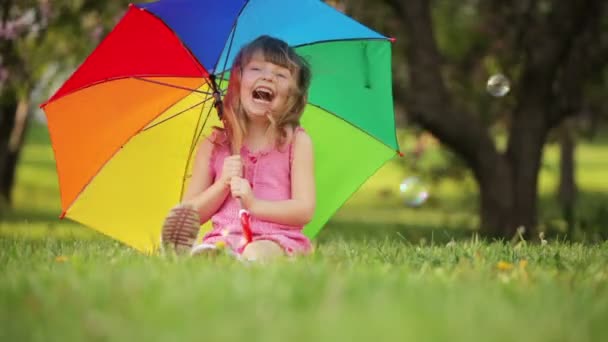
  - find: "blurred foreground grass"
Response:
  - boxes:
[2,236,607,341]
[1,123,607,341]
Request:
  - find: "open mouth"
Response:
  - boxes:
[252,86,274,103]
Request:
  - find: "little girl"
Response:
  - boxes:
[161,35,314,261]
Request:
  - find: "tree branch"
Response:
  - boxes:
[388,0,497,171]
[505,0,604,158]
[480,0,538,68]
[524,0,600,76]
[547,0,608,129]
[1,0,13,25]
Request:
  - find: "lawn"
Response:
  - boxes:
[1,122,607,341]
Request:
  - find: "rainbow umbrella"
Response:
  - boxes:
[41,0,399,253]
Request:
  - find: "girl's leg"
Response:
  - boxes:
[241,240,285,262]
[190,243,221,257]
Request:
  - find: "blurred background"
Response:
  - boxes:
[1,0,607,244]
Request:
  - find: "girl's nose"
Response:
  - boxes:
[261,69,275,81]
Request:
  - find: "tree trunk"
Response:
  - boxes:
[390,0,530,238]
[388,0,608,240]
[475,152,514,238]
[0,89,17,208]
[0,88,29,207]
[557,118,577,236]
[507,100,548,239]
[476,108,546,240]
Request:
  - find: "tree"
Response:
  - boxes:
[338,0,608,238]
[0,0,45,207]
[394,0,608,238]
[0,0,130,209]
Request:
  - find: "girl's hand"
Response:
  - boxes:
[230,176,254,207]
[219,155,242,187]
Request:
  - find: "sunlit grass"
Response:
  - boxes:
[1,236,607,342]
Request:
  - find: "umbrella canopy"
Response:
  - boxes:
[41,0,399,253]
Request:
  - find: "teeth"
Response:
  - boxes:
[252,87,274,102]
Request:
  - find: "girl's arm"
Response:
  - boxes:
[182,138,231,223]
[240,131,316,227]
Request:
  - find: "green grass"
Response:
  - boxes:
[2,237,607,341]
[1,122,608,341]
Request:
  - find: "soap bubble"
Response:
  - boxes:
[486,74,510,97]
[399,177,429,207]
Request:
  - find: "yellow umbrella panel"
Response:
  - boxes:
[45,79,217,253]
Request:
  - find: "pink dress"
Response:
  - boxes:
[200,128,312,256]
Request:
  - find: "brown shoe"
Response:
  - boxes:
[161,203,200,254]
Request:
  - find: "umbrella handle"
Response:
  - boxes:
[239,207,252,243]
[231,154,252,247]
[237,197,252,244]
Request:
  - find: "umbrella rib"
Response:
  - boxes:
[41,75,209,108]
[307,102,400,153]
[292,37,392,50]
[136,5,209,77]
[142,96,215,132]
[216,24,238,93]
[132,76,214,95]
[211,0,252,74]
[58,83,212,217]
[187,99,215,158]
[179,94,217,199]
[211,37,392,75]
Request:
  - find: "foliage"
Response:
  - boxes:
[1,0,131,96]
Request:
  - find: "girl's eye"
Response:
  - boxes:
[276,72,288,79]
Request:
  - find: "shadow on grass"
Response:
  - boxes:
[2,189,605,246]
[538,191,608,239]
[1,208,61,224]
[2,205,476,245]
[19,156,58,172]
[318,219,474,245]
[23,121,52,147]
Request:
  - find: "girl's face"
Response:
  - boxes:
[239,51,295,121]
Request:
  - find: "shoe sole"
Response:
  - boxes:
[161,205,200,254]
